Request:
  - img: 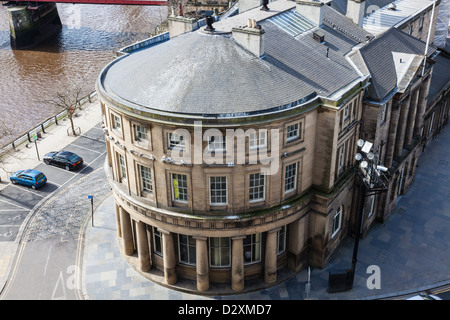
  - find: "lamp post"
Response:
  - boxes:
[351,139,388,287]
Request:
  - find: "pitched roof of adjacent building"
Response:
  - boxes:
[98,1,369,118]
[350,27,437,101]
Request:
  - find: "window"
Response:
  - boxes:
[135,124,148,142]
[112,113,121,131]
[380,104,387,125]
[368,195,375,217]
[172,173,188,202]
[243,233,262,264]
[210,176,227,205]
[408,25,413,35]
[178,234,196,265]
[208,135,226,151]
[277,226,287,254]
[209,237,231,267]
[249,173,265,202]
[338,144,346,173]
[344,104,350,120]
[168,132,185,150]
[332,207,342,238]
[118,153,126,182]
[139,164,152,194]
[286,123,299,142]
[249,130,267,149]
[419,16,424,30]
[153,227,162,256]
[285,163,297,194]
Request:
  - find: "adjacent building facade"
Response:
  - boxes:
[96,0,448,293]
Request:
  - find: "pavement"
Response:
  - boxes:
[1,96,450,300]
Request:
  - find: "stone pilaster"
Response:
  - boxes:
[413,75,432,137]
[394,94,412,159]
[385,103,401,168]
[404,89,420,147]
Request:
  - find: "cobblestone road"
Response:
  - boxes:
[24,167,112,242]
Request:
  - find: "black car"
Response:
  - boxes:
[43,151,83,171]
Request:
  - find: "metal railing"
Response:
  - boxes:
[0,91,97,157]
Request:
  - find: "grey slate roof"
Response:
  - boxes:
[331,0,395,16]
[357,27,437,101]
[99,5,366,117]
[428,52,450,105]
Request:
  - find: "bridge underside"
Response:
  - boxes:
[4,0,167,5]
[4,0,167,49]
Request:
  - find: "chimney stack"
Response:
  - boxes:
[232,20,265,57]
[296,0,324,26]
[346,0,365,27]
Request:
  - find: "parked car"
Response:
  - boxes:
[43,150,83,171]
[10,169,47,189]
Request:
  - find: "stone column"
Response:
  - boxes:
[404,89,420,148]
[161,229,177,285]
[114,202,122,239]
[264,228,279,284]
[231,236,245,292]
[119,206,134,256]
[385,103,401,168]
[136,221,151,272]
[287,218,306,271]
[394,94,412,159]
[194,236,209,292]
[414,75,432,137]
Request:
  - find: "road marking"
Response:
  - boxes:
[8,184,46,198]
[0,197,32,211]
[69,142,104,154]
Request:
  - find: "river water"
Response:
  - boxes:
[0,3,167,147]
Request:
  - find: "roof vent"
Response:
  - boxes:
[261,0,269,11]
[312,30,325,43]
[205,15,215,32]
[388,3,396,10]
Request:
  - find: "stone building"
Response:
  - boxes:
[348,27,441,232]
[95,0,447,293]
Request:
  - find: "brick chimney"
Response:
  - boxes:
[232,19,265,57]
[296,0,324,26]
[346,0,365,27]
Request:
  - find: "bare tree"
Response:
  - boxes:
[46,80,85,137]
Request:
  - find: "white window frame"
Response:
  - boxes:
[368,194,375,217]
[134,124,148,142]
[209,237,231,268]
[249,173,265,203]
[118,153,127,182]
[243,233,262,265]
[249,130,267,149]
[138,164,153,194]
[332,206,342,238]
[284,163,297,194]
[208,135,226,152]
[153,227,162,256]
[286,123,299,142]
[209,176,227,206]
[171,173,188,203]
[168,132,185,150]
[178,234,196,266]
[277,226,287,255]
[112,113,121,131]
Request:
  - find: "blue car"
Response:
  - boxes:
[10,169,47,189]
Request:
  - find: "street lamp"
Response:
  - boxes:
[328,139,388,293]
[351,139,388,287]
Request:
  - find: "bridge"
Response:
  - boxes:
[5,0,167,5]
[4,0,168,49]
